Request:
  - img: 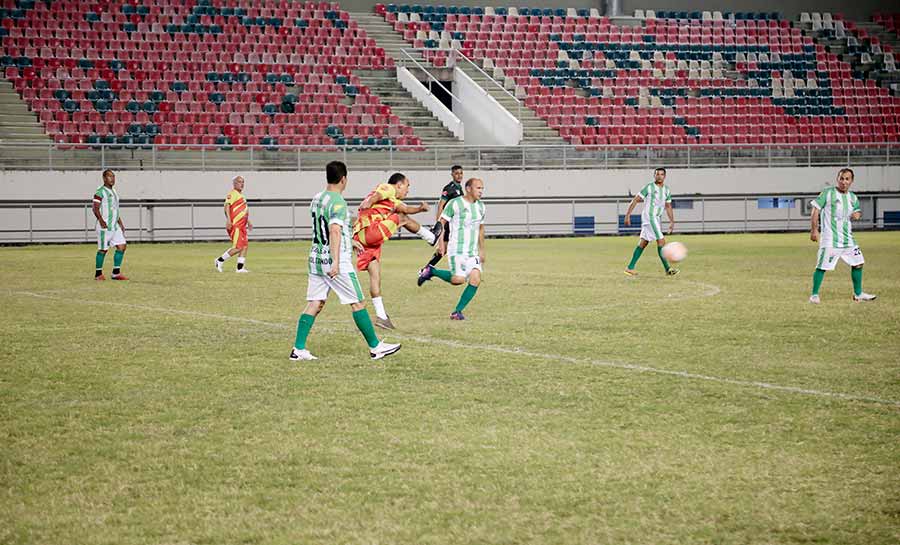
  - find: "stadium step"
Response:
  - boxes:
[0,79,51,143]
[354,71,460,146]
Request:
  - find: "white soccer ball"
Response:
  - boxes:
[662,241,688,263]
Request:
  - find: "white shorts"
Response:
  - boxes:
[97,227,126,250]
[815,246,865,271]
[448,254,482,279]
[640,218,666,242]
[306,271,365,305]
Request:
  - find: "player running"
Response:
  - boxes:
[809,168,876,303]
[352,172,440,329]
[417,177,486,320]
[92,169,128,281]
[623,167,678,277]
[417,164,464,285]
[290,161,401,361]
[215,175,252,273]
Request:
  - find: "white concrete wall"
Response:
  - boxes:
[3,166,898,201]
[397,67,463,140]
[452,67,523,146]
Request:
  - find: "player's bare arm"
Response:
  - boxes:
[92,201,107,229]
[223,202,232,230]
[118,216,125,231]
[436,219,449,256]
[327,223,342,278]
[666,202,675,234]
[435,199,448,221]
[478,224,486,264]
[623,195,643,226]
[396,201,429,214]
[810,207,820,242]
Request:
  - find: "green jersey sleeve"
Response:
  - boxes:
[329,200,347,226]
[440,198,457,222]
[813,190,828,210]
[638,184,650,199]
[851,193,860,212]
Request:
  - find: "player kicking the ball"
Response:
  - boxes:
[417,177,485,320]
[623,167,678,277]
[809,168,876,304]
[352,172,440,329]
[289,161,401,361]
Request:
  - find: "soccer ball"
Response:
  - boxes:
[662,241,688,263]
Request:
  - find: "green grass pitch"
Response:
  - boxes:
[1,233,899,544]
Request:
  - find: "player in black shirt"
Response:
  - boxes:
[418,165,464,286]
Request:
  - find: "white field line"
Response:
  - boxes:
[10,290,899,407]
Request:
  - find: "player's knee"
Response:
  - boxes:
[853,264,863,270]
[350,301,366,312]
[469,277,481,287]
[305,300,325,315]
[450,276,466,285]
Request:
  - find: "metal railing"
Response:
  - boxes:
[398,48,463,105]
[2,193,897,244]
[1,141,899,171]
[453,49,523,120]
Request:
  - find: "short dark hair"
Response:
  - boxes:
[326,161,347,184]
[451,165,463,172]
[387,172,406,185]
[654,167,666,175]
[838,167,854,179]
[102,169,114,179]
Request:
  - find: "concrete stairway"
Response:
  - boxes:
[0,79,50,142]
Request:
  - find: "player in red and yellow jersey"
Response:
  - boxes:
[215,175,253,273]
[352,172,441,329]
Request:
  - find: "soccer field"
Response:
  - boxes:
[2,233,899,544]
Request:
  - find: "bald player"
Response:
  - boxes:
[215,175,253,273]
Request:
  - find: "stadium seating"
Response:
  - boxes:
[379,4,900,147]
[0,0,423,150]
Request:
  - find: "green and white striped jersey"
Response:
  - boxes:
[440,196,485,257]
[638,182,671,225]
[812,187,860,249]
[308,190,353,275]
[92,185,119,230]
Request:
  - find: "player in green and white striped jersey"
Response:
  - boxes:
[290,161,401,361]
[809,168,876,303]
[92,169,128,280]
[417,178,486,320]
[623,167,678,276]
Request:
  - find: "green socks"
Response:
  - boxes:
[454,284,479,313]
[293,313,316,350]
[656,246,670,272]
[352,309,380,349]
[811,268,825,296]
[851,266,863,297]
[627,246,644,269]
[95,251,106,276]
[112,249,124,275]
[432,267,453,283]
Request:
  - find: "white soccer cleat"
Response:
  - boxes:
[235,268,250,273]
[289,348,318,361]
[214,259,223,272]
[853,292,877,302]
[809,294,821,304]
[370,340,401,360]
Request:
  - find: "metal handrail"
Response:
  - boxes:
[398,48,462,104]
[453,49,522,119]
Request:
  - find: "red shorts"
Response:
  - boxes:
[228,223,248,250]
[353,214,400,271]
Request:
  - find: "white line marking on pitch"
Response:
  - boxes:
[11,290,898,407]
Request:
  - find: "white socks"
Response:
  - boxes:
[218,251,231,261]
[417,226,435,245]
[372,296,387,319]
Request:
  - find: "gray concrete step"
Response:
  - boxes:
[0,78,50,143]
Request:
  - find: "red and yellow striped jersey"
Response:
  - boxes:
[354,183,401,234]
[225,189,248,226]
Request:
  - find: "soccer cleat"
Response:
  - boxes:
[111,274,129,281]
[95,274,106,281]
[666,268,680,276]
[809,294,821,304]
[417,265,434,286]
[370,340,401,360]
[235,268,250,273]
[853,292,877,302]
[450,311,465,320]
[429,222,443,245]
[375,316,396,330]
[289,348,318,361]
[215,259,223,272]
[623,269,638,277]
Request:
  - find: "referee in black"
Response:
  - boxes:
[417,164,464,286]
